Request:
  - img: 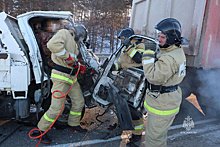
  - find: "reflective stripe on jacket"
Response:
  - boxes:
[115,39,145,70]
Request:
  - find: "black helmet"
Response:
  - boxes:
[155,18,181,47]
[118,28,134,39]
[74,23,88,42]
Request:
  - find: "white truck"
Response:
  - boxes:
[0,11,79,120]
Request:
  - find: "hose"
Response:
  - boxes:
[28,66,80,147]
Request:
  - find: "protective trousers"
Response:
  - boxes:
[38,77,84,131]
[114,112,143,135]
[145,114,175,147]
[132,117,144,135]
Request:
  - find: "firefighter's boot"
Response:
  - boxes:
[31,130,51,144]
[129,134,142,143]
[69,125,88,133]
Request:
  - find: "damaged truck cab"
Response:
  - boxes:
[0,11,75,120]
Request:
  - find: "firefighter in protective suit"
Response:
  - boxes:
[142,18,187,147]
[32,20,88,144]
[109,28,145,143]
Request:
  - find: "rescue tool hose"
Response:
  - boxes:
[28,65,81,147]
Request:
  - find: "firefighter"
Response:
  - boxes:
[109,28,145,143]
[142,18,187,146]
[111,28,145,70]
[31,20,88,144]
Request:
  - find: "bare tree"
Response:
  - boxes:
[1,0,131,53]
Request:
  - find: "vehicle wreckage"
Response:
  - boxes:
[0,11,158,130]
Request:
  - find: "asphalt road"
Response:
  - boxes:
[0,96,219,147]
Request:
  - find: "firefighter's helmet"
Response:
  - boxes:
[59,19,76,34]
[74,23,88,42]
[118,28,134,39]
[155,18,181,47]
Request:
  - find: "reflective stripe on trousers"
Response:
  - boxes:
[144,101,179,116]
[43,111,81,123]
[51,73,77,84]
[135,124,143,130]
[44,113,55,123]
[70,111,81,116]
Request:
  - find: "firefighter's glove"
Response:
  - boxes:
[74,63,87,74]
[145,42,157,52]
[122,38,131,46]
[66,54,75,66]
[79,64,87,74]
[143,49,156,58]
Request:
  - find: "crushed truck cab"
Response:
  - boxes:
[0,11,74,120]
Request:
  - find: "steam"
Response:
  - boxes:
[197,68,220,112]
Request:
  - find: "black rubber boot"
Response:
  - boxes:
[107,123,120,130]
[31,130,52,144]
[69,125,88,133]
[129,134,142,143]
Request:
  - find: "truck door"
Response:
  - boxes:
[17,11,74,84]
[0,12,30,99]
[17,14,44,84]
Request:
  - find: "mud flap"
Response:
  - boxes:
[107,84,134,130]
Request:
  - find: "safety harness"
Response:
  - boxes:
[54,63,78,75]
[145,81,178,98]
[146,82,178,94]
[144,81,180,115]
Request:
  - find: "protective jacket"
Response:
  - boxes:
[47,29,78,69]
[114,39,145,70]
[142,45,186,117]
